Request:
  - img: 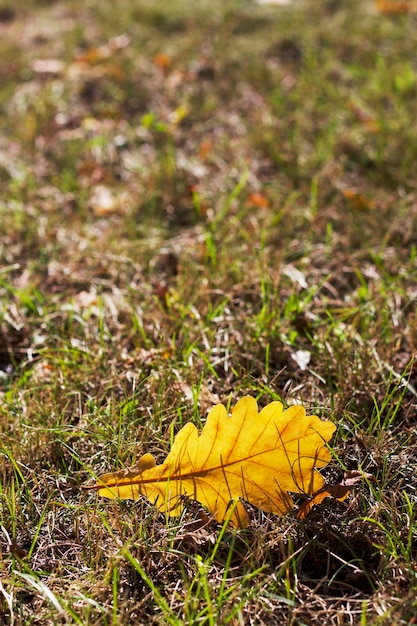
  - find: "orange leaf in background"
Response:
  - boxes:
[247,192,269,209]
[75,35,131,65]
[154,53,172,70]
[376,0,417,12]
[76,46,110,65]
[297,470,374,519]
[85,397,336,528]
[199,139,213,161]
[343,188,375,211]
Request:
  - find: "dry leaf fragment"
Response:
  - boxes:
[247,192,269,209]
[199,139,213,161]
[89,185,129,216]
[86,397,336,528]
[31,59,64,76]
[343,188,375,211]
[348,102,380,134]
[291,349,311,371]
[153,53,172,70]
[297,470,374,519]
[375,0,417,13]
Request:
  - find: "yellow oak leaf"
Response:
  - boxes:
[87,396,336,528]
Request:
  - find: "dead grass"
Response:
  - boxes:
[1,0,417,624]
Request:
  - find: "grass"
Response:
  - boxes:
[1,0,417,623]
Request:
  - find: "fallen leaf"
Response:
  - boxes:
[153,53,172,70]
[343,188,375,211]
[282,264,308,289]
[85,396,336,528]
[168,104,190,127]
[74,290,99,310]
[89,185,118,215]
[291,349,311,371]
[198,139,213,161]
[297,469,374,519]
[375,0,417,13]
[247,192,269,209]
[340,469,375,487]
[75,35,131,66]
[31,59,64,76]
[32,361,53,382]
[348,102,380,133]
[89,185,129,216]
[14,269,31,289]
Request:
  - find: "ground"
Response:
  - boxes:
[1,0,417,624]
